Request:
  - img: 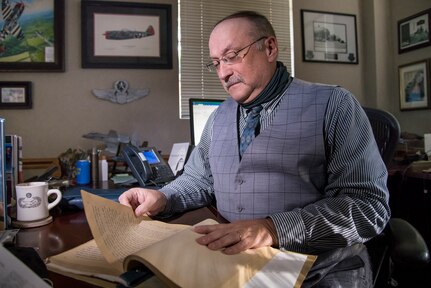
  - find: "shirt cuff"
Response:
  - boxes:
[157,187,178,218]
[269,211,307,253]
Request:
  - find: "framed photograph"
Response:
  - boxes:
[399,59,430,111]
[0,82,32,109]
[398,9,431,54]
[0,0,64,72]
[301,10,358,64]
[81,1,172,69]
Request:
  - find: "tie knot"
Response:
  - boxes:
[248,105,263,116]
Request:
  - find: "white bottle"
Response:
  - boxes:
[99,155,109,181]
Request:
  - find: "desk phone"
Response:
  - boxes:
[122,144,175,187]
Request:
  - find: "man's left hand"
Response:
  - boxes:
[193,218,279,255]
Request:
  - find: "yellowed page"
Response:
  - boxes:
[46,239,170,288]
[244,251,317,288]
[81,190,189,263]
[82,190,316,287]
[46,239,125,285]
[123,219,314,288]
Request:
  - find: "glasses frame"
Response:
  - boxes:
[206,36,267,72]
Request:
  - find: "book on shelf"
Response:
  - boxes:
[5,134,22,201]
[46,191,317,288]
[17,135,23,183]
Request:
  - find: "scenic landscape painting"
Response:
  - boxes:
[0,0,55,63]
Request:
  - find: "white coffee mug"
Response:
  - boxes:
[16,182,62,222]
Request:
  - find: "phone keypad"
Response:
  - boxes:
[152,165,174,181]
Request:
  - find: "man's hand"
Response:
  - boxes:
[193,218,279,255]
[118,188,167,217]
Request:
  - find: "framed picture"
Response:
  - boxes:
[0,82,32,109]
[399,59,430,111]
[398,9,431,54]
[81,1,172,69]
[0,0,64,72]
[301,10,358,64]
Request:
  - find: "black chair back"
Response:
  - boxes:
[363,107,400,166]
[363,107,429,287]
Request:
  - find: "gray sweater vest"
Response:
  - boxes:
[209,78,335,222]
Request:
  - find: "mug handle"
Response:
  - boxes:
[47,189,62,210]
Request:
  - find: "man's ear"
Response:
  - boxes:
[265,37,278,61]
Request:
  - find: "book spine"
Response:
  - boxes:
[17,136,23,183]
[5,135,15,202]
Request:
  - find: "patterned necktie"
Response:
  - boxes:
[239,105,263,156]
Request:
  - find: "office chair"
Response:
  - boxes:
[363,107,430,287]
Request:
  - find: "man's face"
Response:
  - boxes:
[208,18,277,104]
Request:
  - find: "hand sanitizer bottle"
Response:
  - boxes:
[99,155,109,181]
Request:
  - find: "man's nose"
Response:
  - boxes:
[217,62,233,82]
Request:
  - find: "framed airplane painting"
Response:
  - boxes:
[0,0,65,72]
[81,1,172,69]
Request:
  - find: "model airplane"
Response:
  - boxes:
[83,130,130,155]
[0,0,25,42]
[103,25,155,40]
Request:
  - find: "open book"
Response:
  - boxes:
[46,191,317,287]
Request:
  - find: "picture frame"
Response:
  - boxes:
[398,9,431,54]
[81,1,172,69]
[399,59,430,111]
[0,82,32,109]
[0,0,65,72]
[301,10,358,64]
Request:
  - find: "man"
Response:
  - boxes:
[119,11,390,287]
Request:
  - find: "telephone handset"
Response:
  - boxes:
[121,144,175,187]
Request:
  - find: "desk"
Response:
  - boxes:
[388,161,431,249]
[15,204,221,287]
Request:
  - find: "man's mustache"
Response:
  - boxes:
[223,76,243,89]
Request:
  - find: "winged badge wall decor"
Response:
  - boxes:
[92,80,150,104]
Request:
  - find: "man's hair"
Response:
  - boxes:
[215,10,276,40]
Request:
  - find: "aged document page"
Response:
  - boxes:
[125,218,316,288]
[47,190,188,286]
[81,190,189,263]
[82,191,316,288]
[49,190,316,287]
[46,239,124,284]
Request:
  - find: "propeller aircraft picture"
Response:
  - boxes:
[103,25,155,40]
[0,0,56,62]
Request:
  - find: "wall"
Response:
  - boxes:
[2,0,430,160]
[390,0,431,136]
[293,0,431,136]
[0,0,188,159]
[292,0,365,102]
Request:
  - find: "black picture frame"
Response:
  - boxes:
[399,59,430,111]
[301,9,358,64]
[0,0,65,72]
[398,9,431,54]
[0,81,32,109]
[81,1,172,69]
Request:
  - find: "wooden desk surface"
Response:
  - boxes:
[388,160,431,179]
[15,205,221,287]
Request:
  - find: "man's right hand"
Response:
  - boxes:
[118,188,167,217]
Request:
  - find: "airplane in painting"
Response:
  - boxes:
[0,0,25,42]
[103,25,154,40]
[35,30,53,46]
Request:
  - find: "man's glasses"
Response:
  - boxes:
[205,36,267,72]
